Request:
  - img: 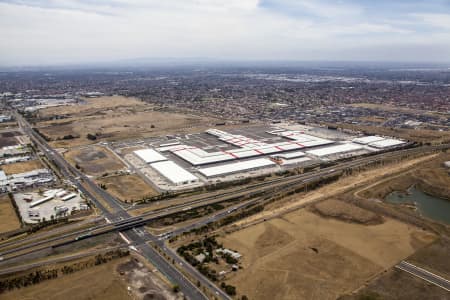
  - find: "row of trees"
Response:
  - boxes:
[0,249,129,293]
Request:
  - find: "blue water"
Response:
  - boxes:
[385,186,450,225]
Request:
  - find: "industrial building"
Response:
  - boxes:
[0,171,7,193]
[157,129,334,166]
[14,188,86,224]
[352,136,386,145]
[198,158,276,178]
[0,155,31,165]
[118,126,409,190]
[270,151,306,160]
[306,143,364,157]
[150,160,199,185]
[368,138,406,149]
[0,115,12,123]
[0,145,31,158]
[352,135,406,149]
[134,149,167,164]
[7,168,54,191]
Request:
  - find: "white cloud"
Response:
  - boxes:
[412,13,450,30]
[0,1,449,66]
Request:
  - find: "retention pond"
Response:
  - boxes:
[385,185,450,225]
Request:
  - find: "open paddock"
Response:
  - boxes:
[35,96,221,148]
[219,205,436,300]
[1,160,43,175]
[96,174,159,203]
[0,195,21,234]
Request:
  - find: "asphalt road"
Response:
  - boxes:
[396,261,450,292]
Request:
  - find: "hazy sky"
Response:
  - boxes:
[1,0,450,66]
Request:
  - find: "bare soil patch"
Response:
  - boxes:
[1,160,43,175]
[0,131,21,138]
[219,209,435,300]
[0,195,21,234]
[64,146,125,176]
[117,257,181,300]
[311,199,383,225]
[0,137,18,147]
[97,174,159,203]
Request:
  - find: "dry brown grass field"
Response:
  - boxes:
[35,96,221,148]
[0,255,181,300]
[0,195,21,234]
[219,202,436,300]
[1,160,43,175]
[0,258,131,300]
[341,238,450,300]
[96,174,159,203]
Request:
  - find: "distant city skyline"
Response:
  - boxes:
[1,0,450,66]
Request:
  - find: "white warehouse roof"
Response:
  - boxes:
[0,170,6,181]
[271,151,306,159]
[199,158,276,178]
[279,156,311,165]
[134,149,167,164]
[157,129,335,166]
[352,136,385,145]
[369,139,405,149]
[306,143,364,157]
[150,161,198,185]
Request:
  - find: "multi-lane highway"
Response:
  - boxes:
[396,261,450,291]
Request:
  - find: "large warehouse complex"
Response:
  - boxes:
[113,125,407,190]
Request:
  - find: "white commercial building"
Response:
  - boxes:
[352,135,405,149]
[134,149,167,164]
[368,139,405,149]
[30,194,54,208]
[270,151,306,160]
[306,143,364,157]
[279,156,312,166]
[0,170,7,191]
[150,160,199,185]
[352,136,386,145]
[199,158,276,178]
